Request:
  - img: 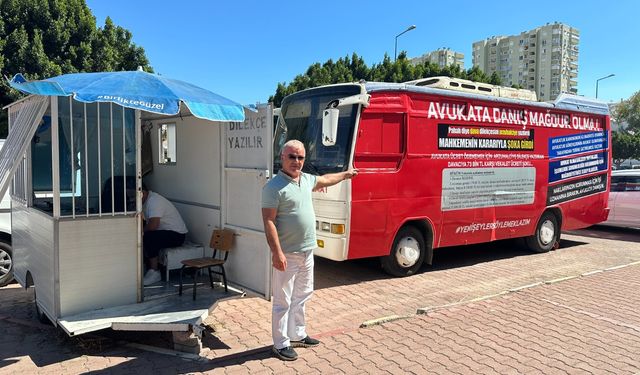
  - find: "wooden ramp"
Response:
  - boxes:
[58,284,242,336]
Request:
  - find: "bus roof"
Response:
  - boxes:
[363,82,610,116]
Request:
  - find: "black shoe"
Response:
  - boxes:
[273,346,298,361]
[291,336,320,348]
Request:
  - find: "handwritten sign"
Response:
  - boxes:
[225,107,272,169]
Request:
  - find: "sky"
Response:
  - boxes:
[86,0,639,106]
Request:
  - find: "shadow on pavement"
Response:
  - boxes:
[79,346,275,374]
[0,359,19,369]
[567,225,640,243]
[0,286,71,368]
[430,238,529,271]
[204,346,273,369]
[315,236,589,290]
[314,256,385,290]
[0,320,100,368]
[201,329,232,350]
[0,285,139,368]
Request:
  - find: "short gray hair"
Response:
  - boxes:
[281,139,305,156]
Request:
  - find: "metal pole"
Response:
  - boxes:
[595,74,614,98]
[110,103,114,215]
[52,97,60,218]
[135,110,142,302]
[394,25,416,61]
[84,103,89,216]
[70,98,75,218]
[122,108,126,215]
[97,103,102,215]
[394,37,398,62]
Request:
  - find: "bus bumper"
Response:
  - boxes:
[315,236,347,261]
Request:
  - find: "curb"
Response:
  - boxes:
[360,315,412,328]
[417,291,509,315]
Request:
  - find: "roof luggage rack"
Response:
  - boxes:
[404,76,538,101]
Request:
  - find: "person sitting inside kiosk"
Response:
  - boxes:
[142,185,188,285]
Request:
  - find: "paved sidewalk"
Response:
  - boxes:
[206,262,640,374]
[203,230,640,359]
[1,227,639,373]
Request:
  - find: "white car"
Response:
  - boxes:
[601,170,640,229]
[0,139,12,287]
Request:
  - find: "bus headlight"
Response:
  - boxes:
[321,222,331,231]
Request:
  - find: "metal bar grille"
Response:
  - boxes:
[97,104,102,215]
[122,108,127,215]
[84,103,89,216]
[69,98,75,219]
[110,103,115,216]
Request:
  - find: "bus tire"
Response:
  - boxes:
[0,240,13,287]
[381,226,425,277]
[525,211,559,253]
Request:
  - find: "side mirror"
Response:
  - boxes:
[322,108,339,146]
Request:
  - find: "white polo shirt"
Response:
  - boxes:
[143,191,188,234]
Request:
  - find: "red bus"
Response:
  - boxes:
[273,77,611,276]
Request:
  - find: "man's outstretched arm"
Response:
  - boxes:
[315,169,358,189]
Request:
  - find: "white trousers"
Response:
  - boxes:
[272,250,314,349]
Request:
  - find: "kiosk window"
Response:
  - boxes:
[159,123,176,165]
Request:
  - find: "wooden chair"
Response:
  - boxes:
[179,228,234,300]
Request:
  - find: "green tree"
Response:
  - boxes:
[611,91,640,167]
[0,0,153,136]
[92,17,150,72]
[611,131,640,168]
[269,52,498,107]
[488,71,502,85]
[612,91,640,132]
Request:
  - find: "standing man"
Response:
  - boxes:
[142,185,188,286]
[261,139,358,361]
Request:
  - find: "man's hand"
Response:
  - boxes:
[272,250,287,271]
[343,169,358,180]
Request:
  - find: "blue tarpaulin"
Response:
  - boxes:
[9,69,245,122]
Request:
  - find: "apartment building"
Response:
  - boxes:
[472,22,579,100]
[410,48,464,69]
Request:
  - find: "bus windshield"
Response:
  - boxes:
[273,84,362,175]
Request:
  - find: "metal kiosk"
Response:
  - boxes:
[0,72,272,352]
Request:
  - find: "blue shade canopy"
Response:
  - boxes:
[9,69,245,122]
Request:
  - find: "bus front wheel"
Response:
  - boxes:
[381,226,425,277]
[526,211,559,253]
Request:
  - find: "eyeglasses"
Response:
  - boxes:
[287,154,305,161]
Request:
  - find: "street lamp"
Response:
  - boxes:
[595,74,614,98]
[394,25,416,61]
